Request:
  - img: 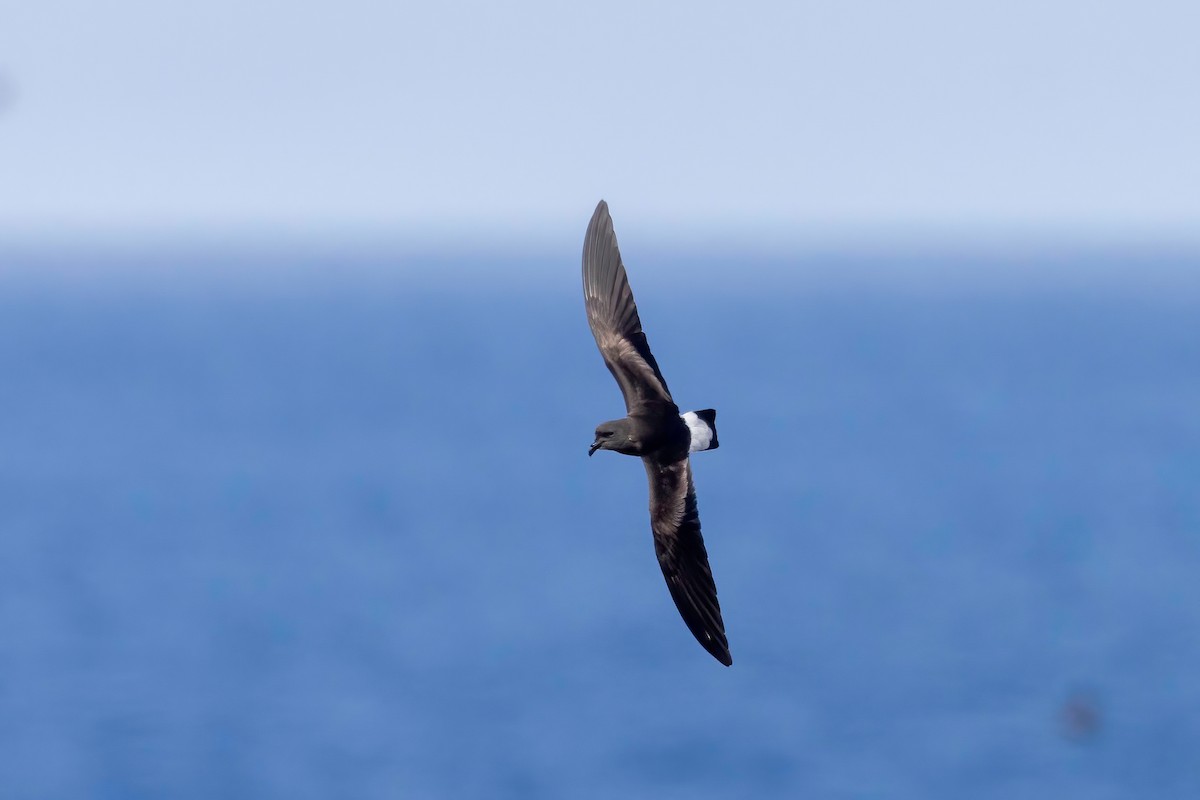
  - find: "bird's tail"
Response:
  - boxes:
[682,409,719,453]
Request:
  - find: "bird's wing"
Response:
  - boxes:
[643,456,731,666]
[582,200,674,414]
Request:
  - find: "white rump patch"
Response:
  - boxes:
[681,411,714,453]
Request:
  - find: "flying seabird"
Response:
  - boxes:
[582,200,732,666]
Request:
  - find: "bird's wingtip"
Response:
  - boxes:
[586,200,612,241]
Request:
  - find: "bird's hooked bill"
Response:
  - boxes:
[588,438,602,456]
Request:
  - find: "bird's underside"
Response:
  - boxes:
[582,199,732,667]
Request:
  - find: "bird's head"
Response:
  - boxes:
[589,418,635,456]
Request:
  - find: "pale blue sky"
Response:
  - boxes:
[1,1,1198,244]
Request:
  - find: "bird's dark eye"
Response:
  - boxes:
[598,430,613,438]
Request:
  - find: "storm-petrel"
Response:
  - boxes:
[583,200,731,666]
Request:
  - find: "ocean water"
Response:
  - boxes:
[1,251,1199,798]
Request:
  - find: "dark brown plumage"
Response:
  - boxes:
[582,199,732,667]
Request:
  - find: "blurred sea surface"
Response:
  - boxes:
[1,248,1199,799]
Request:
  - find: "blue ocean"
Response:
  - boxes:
[2,248,1199,798]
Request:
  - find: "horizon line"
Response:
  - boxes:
[3,218,1200,255]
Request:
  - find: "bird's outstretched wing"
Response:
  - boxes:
[582,200,674,414]
[644,457,732,666]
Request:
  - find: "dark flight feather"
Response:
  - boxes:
[582,200,674,414]
[644,458,732,666]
